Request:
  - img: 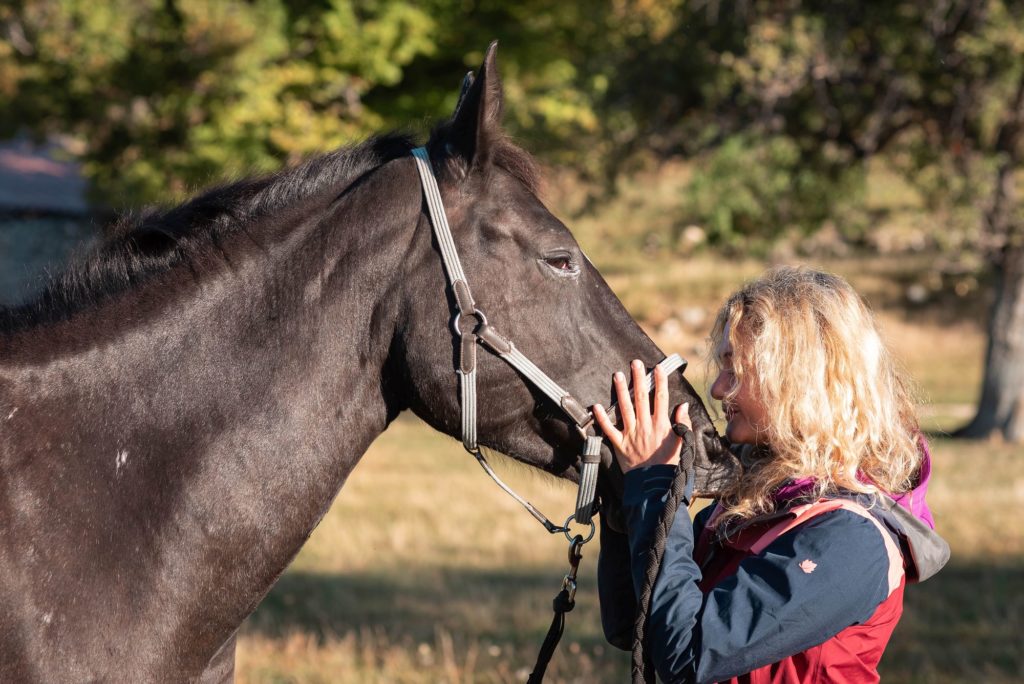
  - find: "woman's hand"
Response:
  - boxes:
[593,359,692,472]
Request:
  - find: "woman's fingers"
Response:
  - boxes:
[592,404,621,447]
[595,363,689,472]
[674,402,692,430]
[631,360,651,430]
[613,371,634,431]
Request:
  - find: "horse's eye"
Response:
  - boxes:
[540,252,581,276]
[547,257,572,270]
[541,254,579,276]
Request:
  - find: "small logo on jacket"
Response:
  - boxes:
[799,559,817,574]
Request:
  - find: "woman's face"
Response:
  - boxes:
[710,323,770,445]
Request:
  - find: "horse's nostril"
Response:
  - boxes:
[701,428,727,462]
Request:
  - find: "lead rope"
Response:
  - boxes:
[528,534,586,683]
[632,425,696,684]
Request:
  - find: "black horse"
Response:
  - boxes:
[0,45,727,681]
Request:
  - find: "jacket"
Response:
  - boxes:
[598,466,949,683]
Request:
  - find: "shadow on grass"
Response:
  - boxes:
[245,565,610,647]
[885,559,1023,681]
[243,559,1022,682]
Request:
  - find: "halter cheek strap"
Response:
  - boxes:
[411,146,687,531]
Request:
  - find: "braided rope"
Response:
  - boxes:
[632,427,696,684]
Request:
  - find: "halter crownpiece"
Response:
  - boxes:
[411,146,687,531]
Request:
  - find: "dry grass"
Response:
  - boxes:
[236,418,1022,683]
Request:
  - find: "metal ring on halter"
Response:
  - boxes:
[451,308,488,337]
[562,514,596,544]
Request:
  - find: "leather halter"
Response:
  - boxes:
[411,147,687,534]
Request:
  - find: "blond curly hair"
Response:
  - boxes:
[707,266,922,528]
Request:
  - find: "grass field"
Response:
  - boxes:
[235,424,1022,683]
[234,249,1022,683]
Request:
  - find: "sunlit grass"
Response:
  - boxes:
[237,417,1022,683]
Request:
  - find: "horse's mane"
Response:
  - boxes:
[0,134,416,334]
[1,128,540,336]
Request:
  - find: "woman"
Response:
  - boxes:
[593,266,948,683]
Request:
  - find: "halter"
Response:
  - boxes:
[411,147,686,534]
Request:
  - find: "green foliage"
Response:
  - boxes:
[1,0,617,207]
[1,0,440,203]
[682,134,866,249]
[601,0,1024,251]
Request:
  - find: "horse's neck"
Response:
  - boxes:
[0,158,423,671]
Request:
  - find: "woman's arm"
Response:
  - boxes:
[597,496,716,652]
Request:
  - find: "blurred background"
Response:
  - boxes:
[1,1,1021,681]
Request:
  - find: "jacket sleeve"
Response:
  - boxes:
[622,467,895,684]
[598,476,714,651]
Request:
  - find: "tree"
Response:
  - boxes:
[0,0,613,206]
[595,0,1024,442]
[0,0,440,203]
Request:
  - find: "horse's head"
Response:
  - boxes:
[397,43,733,505]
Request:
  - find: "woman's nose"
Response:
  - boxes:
[710,371,727,400]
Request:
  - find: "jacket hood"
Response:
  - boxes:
[873,493,950,583]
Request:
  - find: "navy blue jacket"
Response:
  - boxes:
[597,465,938,684]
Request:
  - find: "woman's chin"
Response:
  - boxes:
[725,422,752,445]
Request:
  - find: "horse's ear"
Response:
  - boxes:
[452,71,475,121]
[447,41,503,168]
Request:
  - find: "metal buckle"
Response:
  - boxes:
[561,535,585,602]
[560,575,578,603]
[451,308,488,337]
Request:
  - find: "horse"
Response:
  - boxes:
[0,44,729,681]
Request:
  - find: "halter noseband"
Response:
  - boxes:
[411,147,686,535]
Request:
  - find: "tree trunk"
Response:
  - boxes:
[957,242,1024,442]
[957,147,1024,442]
